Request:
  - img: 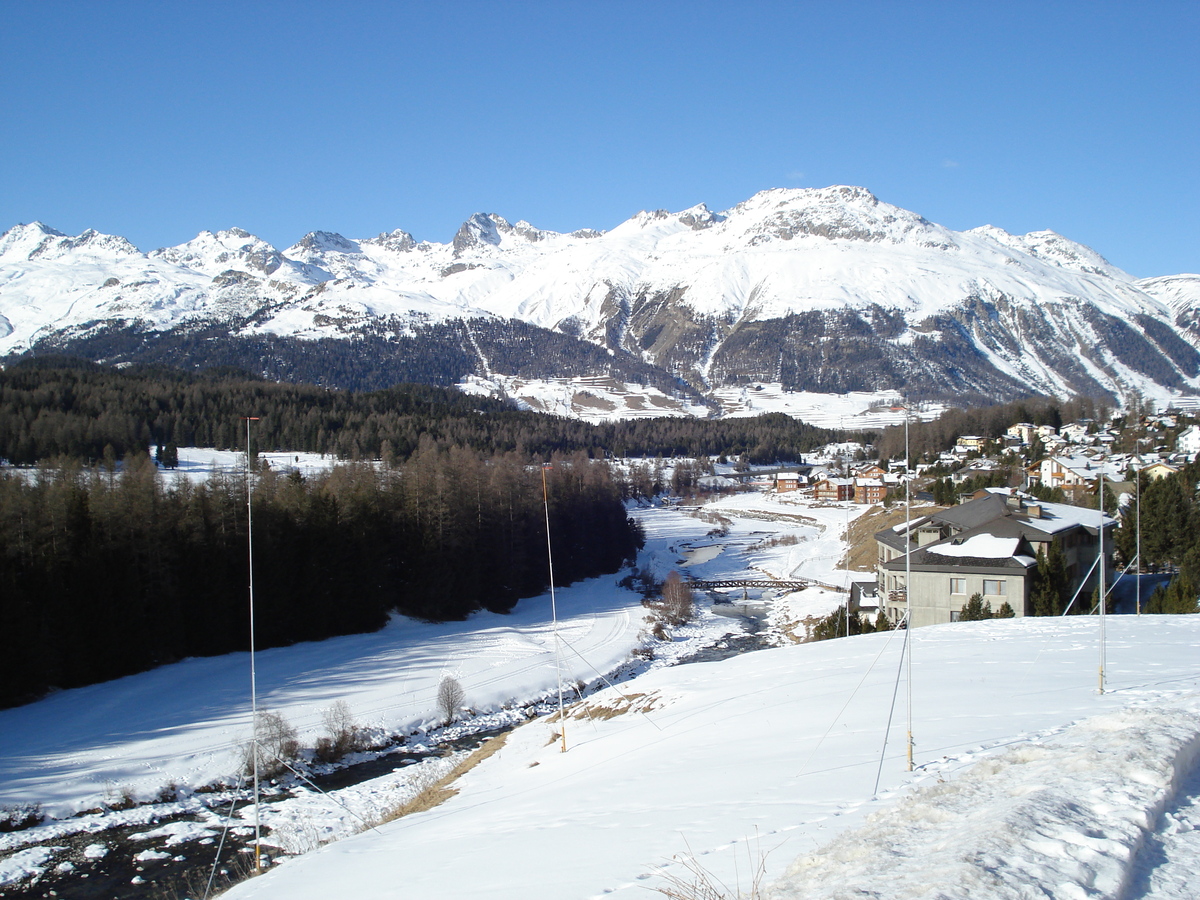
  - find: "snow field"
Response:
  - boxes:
[3,487,1200,898]
[217,616,1200,900]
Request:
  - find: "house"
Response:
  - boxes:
[875,491,1115,629]
[1140,461,1179,481]
[1060,423,1093,444]
[1177,424,1200,456]
[955,435,987,453]
[854,464,888,480]
[775,471,803,493]
[854,477,887,504]
[1006,423,1036,445]
[1028,455,1122,490]
[813,477,854,502]
[849,577,880,618]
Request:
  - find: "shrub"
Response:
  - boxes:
[0,803,43,832]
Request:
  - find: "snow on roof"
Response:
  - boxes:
[892,514,931,532]
[933,535,1021,559]
[1024,498,1115,534]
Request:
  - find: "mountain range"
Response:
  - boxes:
[3,186,1199,411]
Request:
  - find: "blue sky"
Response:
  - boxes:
[2,1,1195,277]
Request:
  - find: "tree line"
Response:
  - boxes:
[0,359,836,466]
[0,446,641,708]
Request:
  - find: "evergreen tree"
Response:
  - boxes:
[1031,543,1069,616]
[959,593,993,621]
[1144,575,1200,614]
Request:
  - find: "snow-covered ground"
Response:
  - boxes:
[2,489,1199,899]
[458,374,944,427]
[213,617,1200,900]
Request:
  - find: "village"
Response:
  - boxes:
[739,409,1200,632]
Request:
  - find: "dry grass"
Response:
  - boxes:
[547,691,661,723]
[655,835,772,900]
[372,732,510,826]
[841,502,945,571]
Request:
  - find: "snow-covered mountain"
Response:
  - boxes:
[4,187,1200,407]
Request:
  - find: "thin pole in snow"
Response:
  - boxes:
[542,462,567,753]
[242,416,262,871]
[904,401,914,772]
[1136,445,1144,616]
[1098,472,1107,695]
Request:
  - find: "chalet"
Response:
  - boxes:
[854,464,888,480]
[1028,455,1122,490]
[875,491,1115,629]
[813,477,854,502]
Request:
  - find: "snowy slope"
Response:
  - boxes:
[213,619,1200,900]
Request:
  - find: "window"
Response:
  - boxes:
[983,579,1007,596]
[950,578,966,595]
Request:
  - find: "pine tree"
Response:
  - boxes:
[1031,542,1068,616]
[959,593,993,621]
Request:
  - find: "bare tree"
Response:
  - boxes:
[315,699,363,761]
[660,570,694,625]
[243,710,299,778]
[437,675,465,724]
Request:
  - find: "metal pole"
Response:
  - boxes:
[1136,445,1143,616]
[904,403,913,772]
[243,416,261,871]
[542,463,566,753]
[1098,472,1106,695]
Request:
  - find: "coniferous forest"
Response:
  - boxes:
[0,358,835,465]
[0,359,838,708]
[0,448,640,708]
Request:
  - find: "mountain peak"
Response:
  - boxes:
[0,222,67,261]
[291,231,362,255]
[727,185,939,245]
[363,229,417,253]
[677,203,724,231]
[453,213,511,256]
[0,224,140,262]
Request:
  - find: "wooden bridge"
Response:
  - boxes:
[689,578,848,594]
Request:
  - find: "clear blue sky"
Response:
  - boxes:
[2,1,1196,277]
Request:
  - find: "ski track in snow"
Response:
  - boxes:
[1128,750,1200,899]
